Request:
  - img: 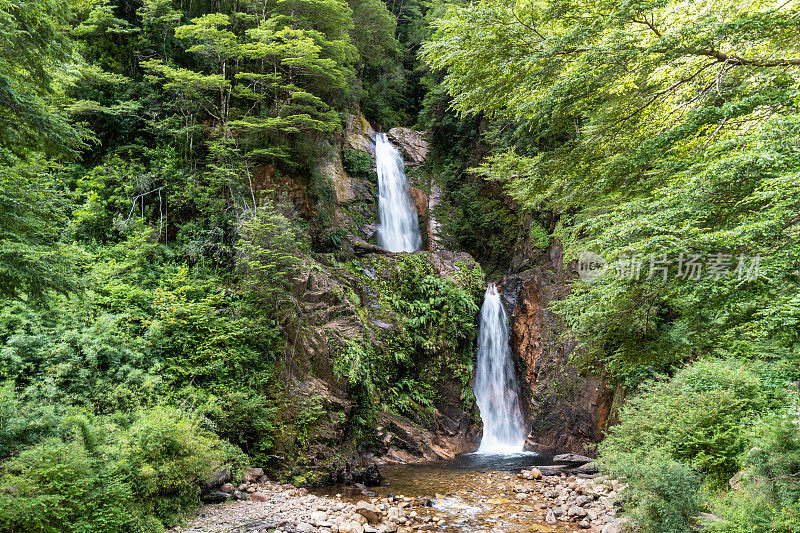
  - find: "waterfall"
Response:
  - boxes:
[375,133,422,252]
[474,283,525,454]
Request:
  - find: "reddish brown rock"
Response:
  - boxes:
[499,241,623,454]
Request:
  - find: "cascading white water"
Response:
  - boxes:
[375,133,422,252]
[474,283,525,454]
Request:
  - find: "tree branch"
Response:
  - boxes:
[697,49,800,67]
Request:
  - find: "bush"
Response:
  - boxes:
[0,437,146,533]
[615,453,702,533]
[602,358,772,486]
[120,406,224,526]
[0,407,224,533]
[600,358,788,532]
[236,202,307,305]
[708,407,800,532]
[341,149,373,179]
[0,382,64,461]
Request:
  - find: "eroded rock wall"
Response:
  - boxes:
[273,250,482,483]
[499,243,620,455]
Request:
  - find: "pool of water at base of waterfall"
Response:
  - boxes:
[311,452,580,533]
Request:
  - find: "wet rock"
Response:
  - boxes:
[386,128,428,168]
[554,454,594,465]
[386,507,405,523]
[346,114,376,156]
[569,505,588,518]
[602,518,630,533]
[200,491,229,504]
[537,465,569,476]
[502,245,622,455]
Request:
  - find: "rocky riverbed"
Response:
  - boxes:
[172,466,628,533]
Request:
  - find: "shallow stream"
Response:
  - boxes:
[314,453,578,533]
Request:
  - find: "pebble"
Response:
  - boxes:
[170,471,628,532]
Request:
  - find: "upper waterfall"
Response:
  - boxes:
[474,283,525,454]
[375,133,422,252]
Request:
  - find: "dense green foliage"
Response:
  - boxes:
[0,0,442,528]
[0,0,488,528]
[424,0,800,530]
[337,254,484,432]
[7,0,800,530]
[0,405,225,532]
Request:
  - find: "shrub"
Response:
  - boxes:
[236,202,307,305]
[0,407,224,533]
[341,149,373,179]
[120,407,224,526]
[601,358,787,532]
[602,358,771,486]
[0,437,146,533]
[614,453,702,533]
[708,407,800,532]
[0,382,63,461]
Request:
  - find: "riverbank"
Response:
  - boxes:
[172,467,628,533]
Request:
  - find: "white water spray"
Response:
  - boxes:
[375,133,422,252]
[474,283,525,454]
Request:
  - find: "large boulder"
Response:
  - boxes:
[202,466,231,492]
[554,453,594,465]
[346,114,376,156]
[200,491,230,504]
[386,127,429,168]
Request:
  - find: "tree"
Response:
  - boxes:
[423,0,800,374]
[0,0,83,164]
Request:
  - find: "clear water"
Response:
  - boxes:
[312,454,568,532]
[474,284,526,454]
[375,133,422,252]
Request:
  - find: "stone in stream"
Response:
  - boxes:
[310,510,329,522]
[536,465,569,476]
[243,467,264,483]
[553,454,593,465]
[386,507,405,523]
[573,462,600,475]
[568,505,588,518]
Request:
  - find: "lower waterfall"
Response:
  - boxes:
[473,283,525,454]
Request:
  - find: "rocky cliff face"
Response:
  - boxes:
[270,249,482,483]
[499,243,621,455]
